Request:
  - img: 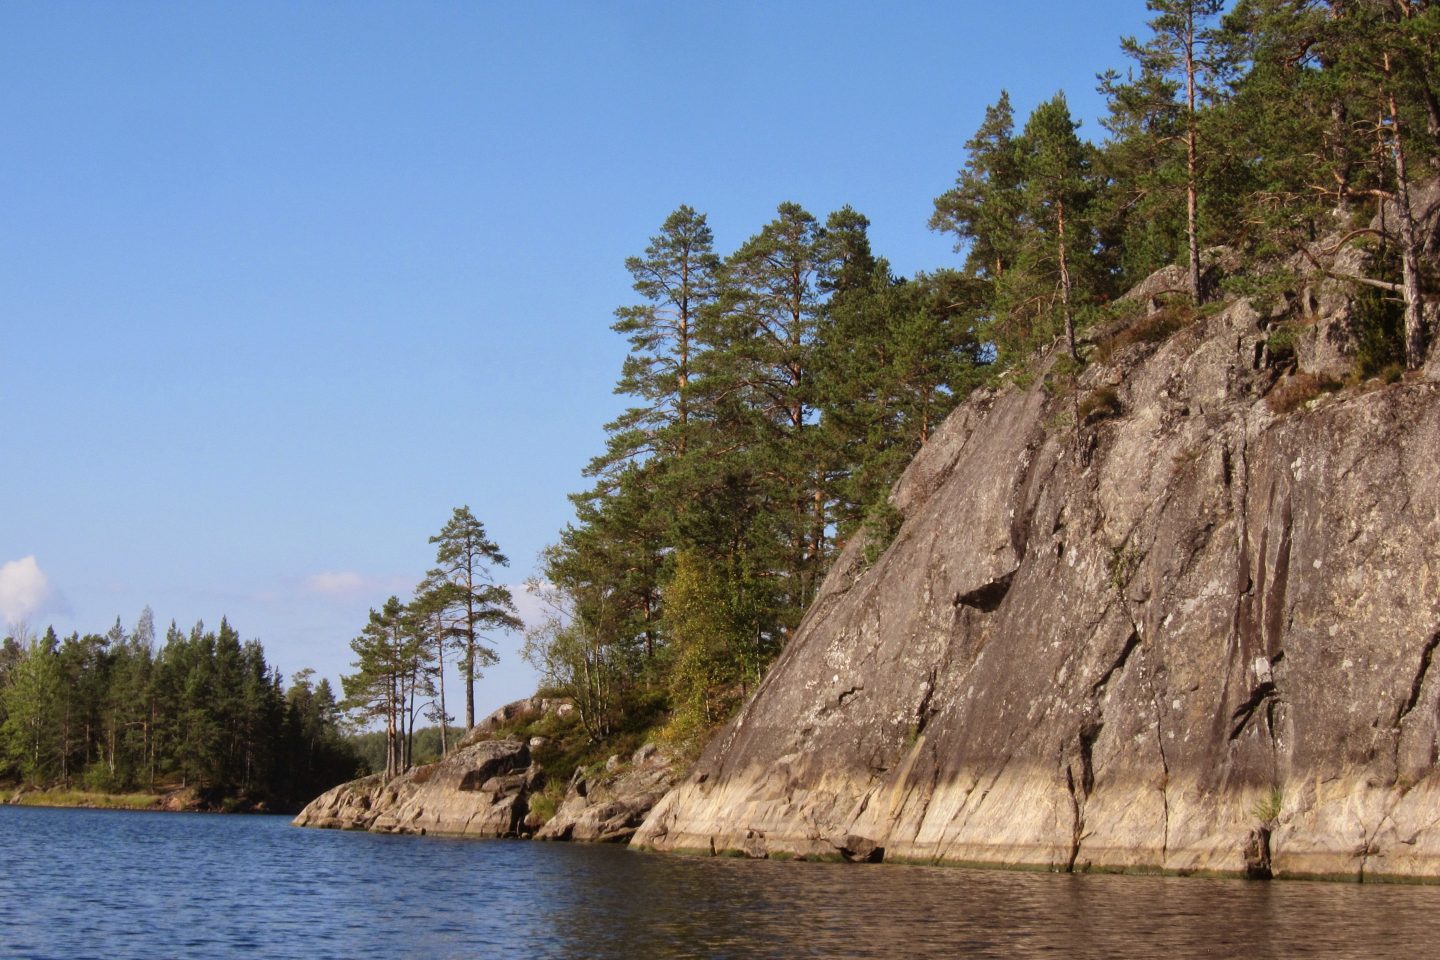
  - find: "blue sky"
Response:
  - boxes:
[1,0,1155,717]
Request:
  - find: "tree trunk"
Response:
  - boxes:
[437,634,448,756]
[1385,54,1428,369]
[1185,10,1203,303]
[1057,197,1077,362]
[464,566,477,731]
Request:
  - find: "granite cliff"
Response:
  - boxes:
[633,214,1440,879]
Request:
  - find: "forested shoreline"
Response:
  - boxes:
[0,612,359,809]
[7,1,1439,811]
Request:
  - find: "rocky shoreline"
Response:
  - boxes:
[291,697,681,842]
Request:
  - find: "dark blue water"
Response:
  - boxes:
[4,805,1440,959]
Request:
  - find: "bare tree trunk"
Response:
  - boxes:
[1057,197,1077,361]
[1185,8,1203,303]
[386,670,398,780]
[436,635,448,756]
[1385,53,1428,368]
[465,577,477,731]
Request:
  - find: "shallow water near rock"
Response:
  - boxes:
[4,804,1439,959]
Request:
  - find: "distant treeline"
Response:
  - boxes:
[0,609,361,806]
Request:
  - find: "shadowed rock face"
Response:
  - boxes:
[633,286,1440,880]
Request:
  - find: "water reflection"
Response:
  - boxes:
[2,805,1437,959]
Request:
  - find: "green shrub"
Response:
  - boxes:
[1251,787,1283,826]
[527,781,565,825]
[1264,322,1298,366]
[1349,287,1404,381]
[861,499,904,567]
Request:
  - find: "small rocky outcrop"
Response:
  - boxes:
[293,737,535,836]
[293,698,580,835]
[634,213,1440,879]
[292,696,683,841]
[536,744,678,843]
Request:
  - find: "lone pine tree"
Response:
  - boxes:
[428,506,520,731]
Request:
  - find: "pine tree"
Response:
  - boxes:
[593,205,720,474]
[931,91,1024,280]
[1017,93,1098,360]
[0,631,63,783]
[697,202,834,623]
[1111,1,1227,302]
[341,597,414,779]
[429,506,520,730]
[409,570,460,755]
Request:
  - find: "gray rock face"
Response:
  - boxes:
[634,282,1440,879]
[537,744,678,843]
[293,696,585,837]
[292,738,534,837]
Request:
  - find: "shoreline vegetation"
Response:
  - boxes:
[8,787,164,811]
[3,783,279,814]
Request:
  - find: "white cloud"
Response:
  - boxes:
[0,556,54,626]
[509,581,552,632]
[301,571,416,599]
[303,571,368,596]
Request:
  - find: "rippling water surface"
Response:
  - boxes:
[4,804,1440,958]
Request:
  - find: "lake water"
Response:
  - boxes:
[4,805,1440,959]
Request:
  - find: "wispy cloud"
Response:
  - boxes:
[0,556,56,626]
[303,571,368,596]
[301,571,415,599]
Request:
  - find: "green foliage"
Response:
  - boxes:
[523,1,1440,771]
[662,552,761,745]
[931,90,1023,278]
[1,632,63,783]
[1349,287,1406,381]
[428,506,520,732]
[861,498,905,568]
[1106,544,1143,596]
[0,615,358,807]
[1251,786,1283,826]
[13,788,162,810]
[348,725,449,776]
[1263,321,1298,367]
[1218,269,1295,314]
